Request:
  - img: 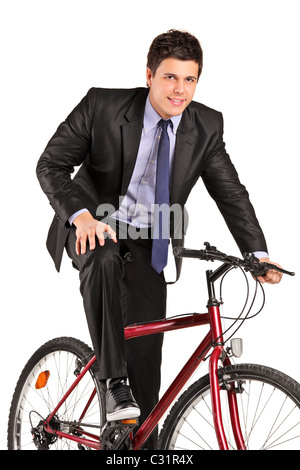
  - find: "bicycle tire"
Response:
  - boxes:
[158,363,300,450]
[7,337,104,450]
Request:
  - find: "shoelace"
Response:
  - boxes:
[109,382,132,403]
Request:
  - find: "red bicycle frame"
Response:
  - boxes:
[44,264,246,450]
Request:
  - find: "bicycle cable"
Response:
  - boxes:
[219,266,249,320]
[219,266,266,321]
[202,269,266,360]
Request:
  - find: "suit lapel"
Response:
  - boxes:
[170,108,196,204]
[121,88,148,195]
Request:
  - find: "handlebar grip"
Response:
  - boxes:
[173,247,206,259]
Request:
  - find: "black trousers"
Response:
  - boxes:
[66,221,167,448]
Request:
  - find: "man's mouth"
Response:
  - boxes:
[168,97,185,105]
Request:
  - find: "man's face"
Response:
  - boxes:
[146,57,199,119]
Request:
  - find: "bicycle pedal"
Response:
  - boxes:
[101,419,139,450]
[107,418,139,429]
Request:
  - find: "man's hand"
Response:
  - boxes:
[73,211,117,255]
[257,257,283,284]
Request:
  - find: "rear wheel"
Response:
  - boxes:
[158,364,300,450]
[7,337,103,450]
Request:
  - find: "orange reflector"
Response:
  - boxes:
[121,419,137,424]
[35,370,50,389]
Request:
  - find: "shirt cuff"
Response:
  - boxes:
[68,208,89,226]
[253,251,269,259]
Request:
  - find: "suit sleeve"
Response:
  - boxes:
[201,112,268,255]
[36,88,96,225]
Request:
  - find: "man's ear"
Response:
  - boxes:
[146,67,153,87]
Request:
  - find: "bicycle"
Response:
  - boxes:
[7,242,300,450]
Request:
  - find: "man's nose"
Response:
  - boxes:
[174,80,185,94]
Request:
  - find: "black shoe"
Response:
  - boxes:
[106,378,140,422]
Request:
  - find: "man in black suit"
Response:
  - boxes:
[37,30,282,447]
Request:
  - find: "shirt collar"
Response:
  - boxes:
[143,94,182,135]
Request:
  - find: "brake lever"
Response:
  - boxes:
[260,263,295,277]
[243,259,295,277]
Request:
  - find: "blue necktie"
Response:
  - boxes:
[151,119,171,273]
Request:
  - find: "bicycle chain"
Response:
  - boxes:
[51,419,101,430]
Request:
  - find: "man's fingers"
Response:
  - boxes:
[96,222,117,246]
[97,231,105,246]
[76,234,87,255]
[106,225,118,243]
[75,230,96,255]
[265,262,283,284]
[75,236,80,255]
[88,233,96,251]
[76,222,118,254]
[257,258,283,285]
[264,268,283,284]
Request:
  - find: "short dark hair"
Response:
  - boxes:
[147,29,203,79]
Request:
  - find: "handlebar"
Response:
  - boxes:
[173,242,295,278]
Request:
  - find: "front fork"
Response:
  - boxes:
[209,337,246,450]
[207,270,246,450]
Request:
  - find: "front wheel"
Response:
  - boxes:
[158,364,300,450]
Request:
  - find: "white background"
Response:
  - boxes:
[1,0,299,450]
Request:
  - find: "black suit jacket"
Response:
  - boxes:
[36,87,267,278]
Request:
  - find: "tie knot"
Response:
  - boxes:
[159,119,171,133]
